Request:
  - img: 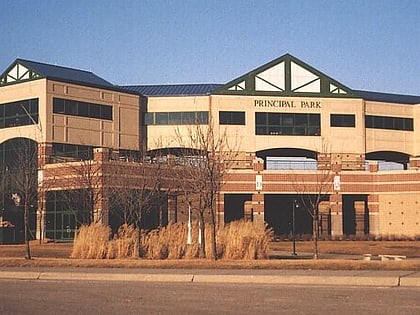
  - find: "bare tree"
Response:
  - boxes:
[57,156,104,226]
[107,160,168,257]
[173,120,239,259]
[292,139,333,259]
[7,138,38,259]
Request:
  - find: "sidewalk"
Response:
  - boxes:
[1,268,419,287]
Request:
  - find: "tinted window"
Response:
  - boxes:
[255,112,320,136]
[53,98,112,120]
[330,114,355,127]
[219,111,245,125]
[0,98,39,129]
[365,115,413,131]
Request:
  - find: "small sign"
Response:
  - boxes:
[256,175,263,190]
[333,175,341,191]
[38,170,43,186]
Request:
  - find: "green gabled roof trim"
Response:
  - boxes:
[0,61,43,86]
[213,53,359,98]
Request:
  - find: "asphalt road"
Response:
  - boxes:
[1,279,419,315]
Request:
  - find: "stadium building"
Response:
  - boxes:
[0,53,419,242]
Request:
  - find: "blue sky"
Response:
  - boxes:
[1,0,419,95]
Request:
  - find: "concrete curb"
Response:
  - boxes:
[1,271,419,287]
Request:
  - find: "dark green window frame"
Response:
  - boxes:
[255,112,320,136]
[53,97,113,120]
[330,114,355,127]
[365,115,413,131]
[0,98,39,129]
[219,111,246,125]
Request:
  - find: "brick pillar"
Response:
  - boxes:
[244,201,253,221]
[93,186,109,226]
[37,142,52,167]
[167,194,178,223]
[92,148,109,225]
[368,194,379,235]
[252,192,264,225]
[93,147,110,161]
[216,192,224,226]
[318,201,330,236]
[409,157,420,169]
[369,161,379,172]
[330,193,343,237]
[37,142,52,241]
[252,157,264,225]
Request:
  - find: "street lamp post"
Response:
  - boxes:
[292,199,298,256]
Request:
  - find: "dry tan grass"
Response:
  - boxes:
[69,220,273,260]
[107,224,137,259]
[218,221,274,259]
[70,224,111,259]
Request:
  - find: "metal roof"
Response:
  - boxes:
[355,90,420,105]
[122,84,223,96]
[17,58,115,88]
[3,58,419,103]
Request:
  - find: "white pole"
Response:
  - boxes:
[198,219,202,245]
[187,203,192,245]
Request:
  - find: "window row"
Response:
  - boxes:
[365,115,413,131]
[0,98,38,129]
[255,113,321,136]
[144,111,208,125]
[53,98,113,120]
[52,143,94,161]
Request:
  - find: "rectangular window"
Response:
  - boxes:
[143,111,209,125]
[52,142,93,162]
[182,112,196,124]
[169,112,182,125]
[330,114,355,127]
[195,111,208,124]
[255,112,320,136]
[219,111,245,125]
[53,98,113,120]
[365,115,413,131]
[155,112,169,125]
[144,113,154,125]
[0,98,39,129]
